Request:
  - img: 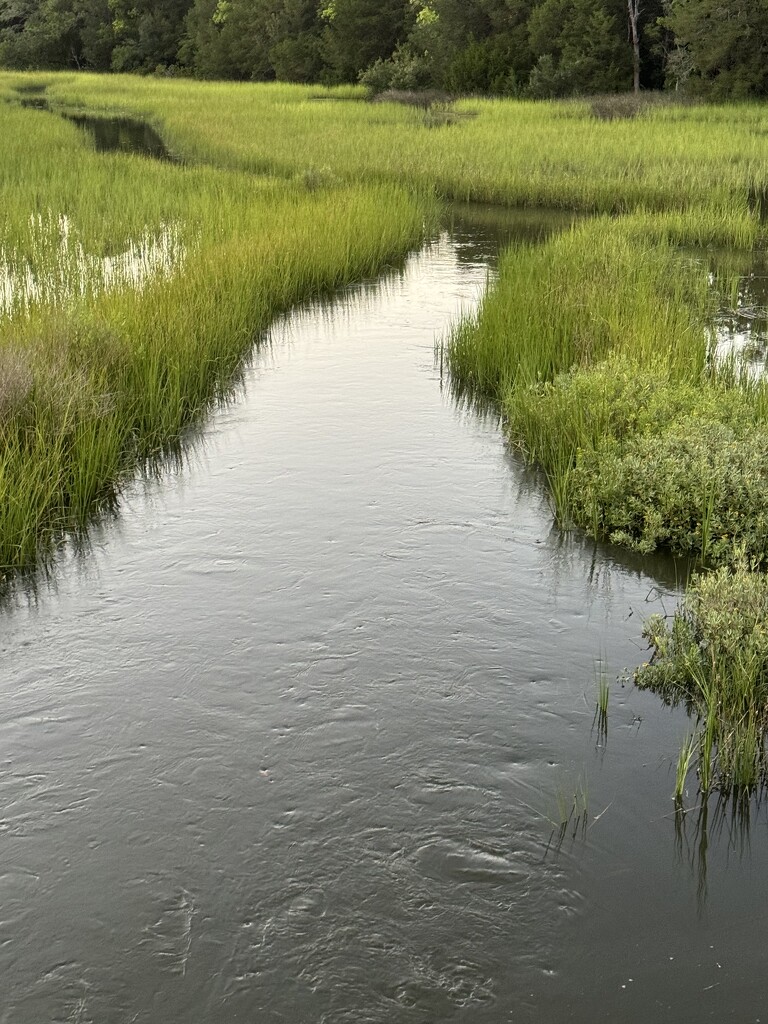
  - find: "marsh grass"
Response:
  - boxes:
[636,561,768,793]
[12,72,763,225]
[0,97,434,576]
[673,790,760,907]
[594,668,609,740]
[550,773,589,847]
[674,733,697,803]
[446,219,768,570]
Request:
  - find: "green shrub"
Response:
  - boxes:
[573,419,768,564]
[505,358,768,565]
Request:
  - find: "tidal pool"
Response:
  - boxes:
[62,111,174,161]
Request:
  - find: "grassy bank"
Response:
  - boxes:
[0,97,432,575]
[636,561,768,794]
[427,113,768,793]
[448,214,768,567]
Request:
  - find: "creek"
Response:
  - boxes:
[2,207,767,1023]
[2,106,768,1023]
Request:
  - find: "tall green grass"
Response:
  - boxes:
[637,561,768,793]
[444,208,768,794]
[1,71,765,223]
[0,98,433,575]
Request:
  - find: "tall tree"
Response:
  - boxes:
[320,0,412,82]
[181,0,322,80]
[0,0,113,68]
[528,0,631,96]
[663,0,768,98]
[399,0,534,94]
[109,0,193,71]
[627,0,640,92]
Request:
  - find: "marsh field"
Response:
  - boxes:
[3,73,768,1021]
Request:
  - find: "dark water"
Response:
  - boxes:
[62,113,174,161]
[2,209,767,1023]
[9,91,173,161]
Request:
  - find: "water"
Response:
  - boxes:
[0,214,184,319]
[1,98,182,318]
[10,90,174,160]
[709,248,768,376]
[62,112,174,161]
[3,207,768,1023]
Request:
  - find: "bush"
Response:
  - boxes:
[359,46,432,96]
[573,419,768,564]
[505,357,768,566]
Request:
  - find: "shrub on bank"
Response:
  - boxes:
[506,358,768,566]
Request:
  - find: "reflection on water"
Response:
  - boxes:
[0,213,185,318]
[444,202,577,256]
[707,249,768,376]
[675,789,762,913]
[62,112,175,161]
[2,101,180,318]
[9,87,174,161]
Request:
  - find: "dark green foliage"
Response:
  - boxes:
[528,0,631,96]
[358,45,433,93]
[571,396,768,565]
[506,356,768,568]
[320,0,413,84]
[109,0,192,72]
[180,0,323,82]
[406,0,535,95]
[663,0,768,98]
[442,36,523,95]
[0,0,113,70]
[0,0,670,96]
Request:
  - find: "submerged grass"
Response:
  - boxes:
[551,773,589,846]
[594,667,609,740]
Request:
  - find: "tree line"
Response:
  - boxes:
[1,1,765,99]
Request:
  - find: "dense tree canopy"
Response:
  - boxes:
[0,0,760,99]
[663,0,768,98]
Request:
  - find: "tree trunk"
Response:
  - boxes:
[627,0,641,93]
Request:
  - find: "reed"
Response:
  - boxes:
[674,733,696,804]
[552,773,589,844]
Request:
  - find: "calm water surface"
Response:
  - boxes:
[1,211,767,1023]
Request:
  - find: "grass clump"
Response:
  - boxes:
[445,205,768,569]
[593,666,609,740]
[447,214,719,404]
[551,773,589,845]
[636,561,768,793]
